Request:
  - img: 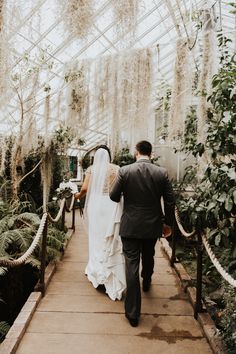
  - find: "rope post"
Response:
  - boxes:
[39,215,48,297]
[170,221,177,267]
[61,200,66,231]
[72,199,75,231]
[194,230,203,319]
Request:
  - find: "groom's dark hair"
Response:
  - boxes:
[96,144,112,162]
[136,140,152,156]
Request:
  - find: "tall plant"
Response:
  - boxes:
[177,33,236,352]
[178,38,236,235]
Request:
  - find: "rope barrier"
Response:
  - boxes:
[175,207,196,238]
[47,198,66,223]
[175,207,236,288]
[202,233,236,288]
[0,196,72,268]
[68,194,75,212]
[0,213,47,267]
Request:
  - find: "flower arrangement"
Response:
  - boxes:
[54,177,78,201]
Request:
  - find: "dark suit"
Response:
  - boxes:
[110,158,175,320]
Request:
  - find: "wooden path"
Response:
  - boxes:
[15,212,213,354]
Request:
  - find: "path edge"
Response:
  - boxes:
[160,238,225,354]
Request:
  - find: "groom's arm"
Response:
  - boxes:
[110,169,123,203]
[162,172,175,226]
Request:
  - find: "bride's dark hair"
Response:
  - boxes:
[95,145,111,162]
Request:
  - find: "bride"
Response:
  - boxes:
[75,146,126,300]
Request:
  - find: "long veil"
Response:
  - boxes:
[84,148,110,227]
[83,148,126,300]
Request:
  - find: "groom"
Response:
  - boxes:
[110,140,175,327]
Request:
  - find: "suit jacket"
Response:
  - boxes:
[110,159,175,239]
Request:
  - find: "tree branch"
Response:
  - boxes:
[18,158,42,185]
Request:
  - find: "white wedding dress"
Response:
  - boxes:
[84,150,126,300]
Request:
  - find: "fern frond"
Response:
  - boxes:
[0,216,10,234]
[25,256,41,269]
[0,266,8,276]
[0,228,33,255]
[47,234,64,250]
[0,321,10,342]
[46,246,61,261]
[0,231,13,256]
[11,212,40,228]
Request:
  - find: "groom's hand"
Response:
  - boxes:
[162,224,172,238]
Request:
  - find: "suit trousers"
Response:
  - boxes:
[121,237,158,319]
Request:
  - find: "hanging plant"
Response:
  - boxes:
[21,72,39,157]
[113,0,139,41]
[93,47,153,153]
[40,148,53,212]
[59,0,94,39]
[65,61,90,133]
[168,38,192,142]
[155,84,171,142]
[0,0,8,95]
[197,10,218,145]
[0,138,6,176]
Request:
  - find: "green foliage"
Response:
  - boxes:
[112,148,135,167]
[81,154,91,170]
[219,284,236,353]
[178,40,236,235]
[51,126,74,154]
[181,106,198,155]
[0,210,66,266]
[0,204,67,338]
[176,37,236,352]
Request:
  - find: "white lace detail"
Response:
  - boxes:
[88,163,119,194]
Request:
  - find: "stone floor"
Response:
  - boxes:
[15,212,213,354]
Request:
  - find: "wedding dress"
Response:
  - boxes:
[84,149,126,300]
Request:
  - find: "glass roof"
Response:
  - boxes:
[0,0,235,150]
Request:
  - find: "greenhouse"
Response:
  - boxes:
[0,0,235,353]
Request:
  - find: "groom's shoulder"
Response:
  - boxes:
[120,162,136,173]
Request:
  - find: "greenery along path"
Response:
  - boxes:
[15,212,212,354]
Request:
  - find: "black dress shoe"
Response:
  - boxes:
[143,278,151,292]
[125,315,139,327]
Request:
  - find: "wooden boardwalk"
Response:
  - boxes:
[16,212,213,354]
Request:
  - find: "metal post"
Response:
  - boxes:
[170,221,177,267]
[61,201,66,231]
[194,230,203,319]
[39,216,48,296]
[72,199,75,231]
